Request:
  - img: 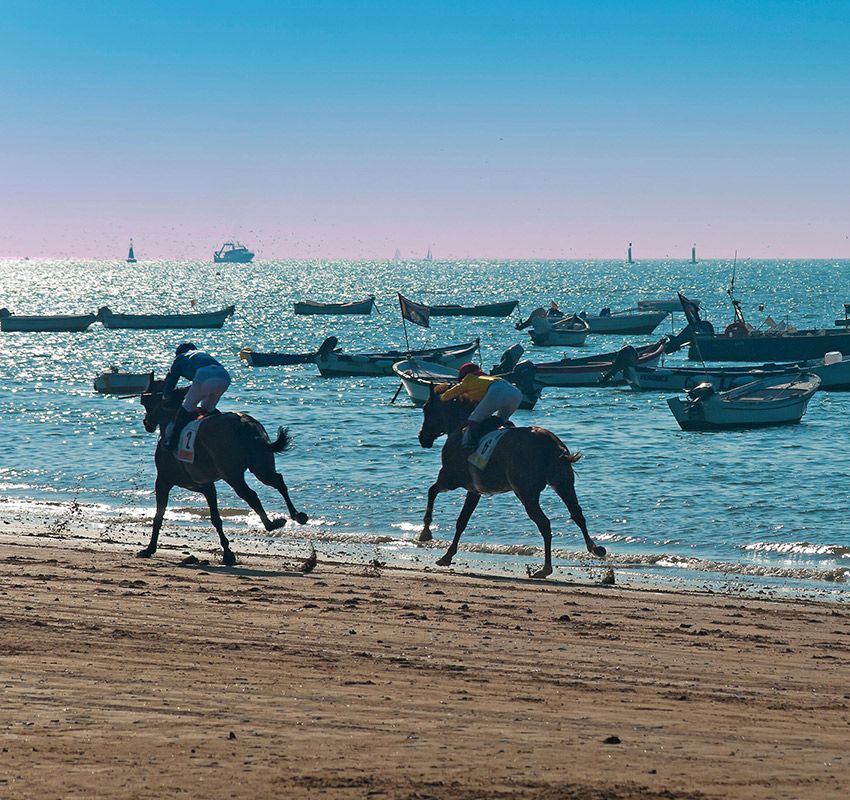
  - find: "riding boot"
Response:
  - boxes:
[496,416,515,429]
[164,407,194,450]
[461,420,481,449]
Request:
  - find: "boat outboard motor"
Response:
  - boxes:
[686,382,716,402]
[510,360,539,399]
[491,343,524,375]
[316,336,339,357]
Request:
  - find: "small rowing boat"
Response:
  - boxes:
[316,340,479,378]
[239,337,340,367]
[424,300,519,318]
[93,369,154,395]
[97,305,235,329]
[293,296,376,315]
[0,308,98,332]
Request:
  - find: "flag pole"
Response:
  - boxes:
[398,294,412,354]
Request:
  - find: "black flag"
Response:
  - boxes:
[398,294,430,328]
[677,292,702,327]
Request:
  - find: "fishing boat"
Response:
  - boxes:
[579,307,669,334]
[531,340,668,387]
[97,305,235,329]
[392,356,540,410]
[213,242,254,263]
[423,299,519,318]
[126,240,137,264]
[689,326,850,362]
[93,369,153,395]
[667,373,821,431]
[316,340,479,378]
[625,351,850,392]
[0,308,98,332]
[239,337,340,367]
[527,312,590,346]
[293,296,375,315]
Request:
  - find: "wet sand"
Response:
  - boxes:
[1,537,849,799]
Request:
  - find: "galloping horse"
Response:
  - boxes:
[417,386,606,578]
[138,380,308,565]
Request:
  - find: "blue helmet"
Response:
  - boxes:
[175,342,198,356]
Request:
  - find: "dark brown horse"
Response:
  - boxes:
[417,387,606,578]
[138,381,308,565]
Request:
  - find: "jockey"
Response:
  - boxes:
[440,362,523,448]
[162,342,231,450]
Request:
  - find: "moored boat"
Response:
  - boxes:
[528,312,590,346]
[580,307,669,334]
[532,340,668,387]
[94,369,153,395]
[213,242,254,263]
[689,328,850,362]
[667,372,820,430]
[392,356,540,410]
[239,337,340,367]
[293,296,375,315]
[316,340,479,378]
[422,300,519,318]
[0,308,98,332]
[98,305,235,329]
[626,351,850,392]
[637,298,701,314]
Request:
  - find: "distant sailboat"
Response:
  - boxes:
[126,240,137,263]
[425,247,433,262]
[393,248,401,261]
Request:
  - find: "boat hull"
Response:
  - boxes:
[666,374,819,430]
[583,310,668,334]
[93,371,153,395]
[293,297,375,315]
[690,330,850,362]
[427,300,519,317]
[0,311,97,332]
[316,341,479,378]
[534,343,666,387]
[98,305,235,329]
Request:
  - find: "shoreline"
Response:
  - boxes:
[2,535,849,799]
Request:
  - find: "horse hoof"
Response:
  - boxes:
[293,512,309,525]
[268,518,287,531]
[592,545,607,558]
[418,531,433,543]
[137,549,153,559]
[223,551,237,567]
[436,556,452,567]
[529,567,552,580]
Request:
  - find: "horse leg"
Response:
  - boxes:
[420,478,446,542]
[200,484,236,566]
[552,469,606,558]
[225,474,288,532]
[255,471,309,525]
[138,477,171,558]
[436,491,480,566]
[517,489,554,579]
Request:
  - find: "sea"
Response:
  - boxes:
[1,257,848,600]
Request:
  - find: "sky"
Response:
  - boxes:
[1,0,848,260]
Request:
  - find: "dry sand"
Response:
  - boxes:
[1,537,849,799]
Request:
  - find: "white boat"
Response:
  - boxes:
[0,308,98,332]
[98,305,235,329]
[94,369,153,395]
[213,242,254,263]
[533,341,668,387]
[528,313,590,347]
[626,351,850,393]
[579,307,669,334]
[392,358,540,409]
[424,247,433,262]
[667,372,821,430]
[316,340,479,378]
[126,240,137,263]
[393,248,402,261]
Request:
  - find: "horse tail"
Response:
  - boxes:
[268,426,293,453]
[560,448,582,464]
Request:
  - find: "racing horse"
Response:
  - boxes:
[138,380,308,565]
[417,386,606,578]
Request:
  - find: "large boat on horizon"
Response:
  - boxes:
[213,241,254,263]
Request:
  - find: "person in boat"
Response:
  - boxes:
[439,362,523,448]
[547,301,563,318]
[162,342,231,450]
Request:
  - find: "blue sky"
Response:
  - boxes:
[1,1,848,258]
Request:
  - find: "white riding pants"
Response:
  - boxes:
[468,379,522,423]
[182,365,231,413]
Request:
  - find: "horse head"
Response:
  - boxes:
[140,380,186,433]
[418,385,472,448]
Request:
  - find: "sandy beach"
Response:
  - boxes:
[1,536,848,799]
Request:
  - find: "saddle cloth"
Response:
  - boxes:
[467,427,512,471]
[176,418,205,464]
